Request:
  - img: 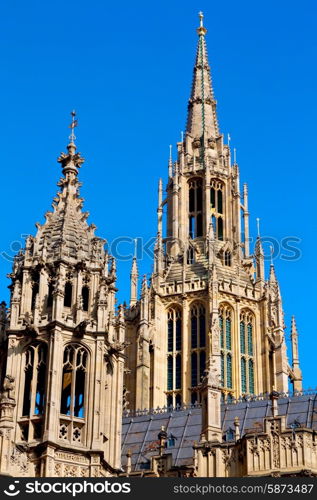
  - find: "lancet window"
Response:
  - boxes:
[166,308,182,407]
[210,179,224,240]
[219,304,233,397]
[190,303,206,403]
[59,344,88,445]
[188,178,203,239]
[20,342,47,442]
[240,310,255,394]
[64,281,72,307]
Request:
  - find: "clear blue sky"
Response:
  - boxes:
[0,0,316,389]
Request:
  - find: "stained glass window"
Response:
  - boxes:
[219,305,233,393]
[226,317,231,350]
[240,311,255,394]
[167,308,182,397]
[249,359,254,394]
[61,344,87,419]
[247,323,253,356]
[221,353,225,386]
[241,357,247,393]
[240,321,245,354]
[227,354,232,389]
[219,315,224,348]
[190,304,206,390]
[168,318,173,352]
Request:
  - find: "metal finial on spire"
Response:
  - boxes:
[199,11,204,27]
[169,144,172,163]
[133,238,138,259]
[256,218,261,237]
[69,110,78,143]
[197,11,207,35]
[270,244,274,266]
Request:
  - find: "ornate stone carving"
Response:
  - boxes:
[10,446,29,475]
[1,375,15,400]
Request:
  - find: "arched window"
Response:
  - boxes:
[247,323,253,356]
[190,303,206,399]
[21,343,47,441]
[166,308,182,407]
[191,310,197,349]
[210,180,224,240]
[35,345,47,415]
[190,304,206,350]
[187,247,195,264]
[60,344,88,418]
[224,250,231,267]
[22,343,47,417]
[82,286,89,312]
[188,178,203,238]
[47,281,54,308]
[217,189,223,214]
[64,282,72,307]
[30,271,40,311]
[240,310,255,394]
[22,348,34,417]
[240,321,245,354]
[219,305,233,395]
[241,357,247,393]
[59,344,89,446]
[31,283,39,311]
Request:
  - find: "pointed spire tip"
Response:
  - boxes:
[197,11,207,36]
[68,110,78,146]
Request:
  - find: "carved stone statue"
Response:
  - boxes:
[1,375,15,400]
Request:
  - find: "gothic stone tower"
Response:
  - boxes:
[124,14,302,412]
[0,119,125,477]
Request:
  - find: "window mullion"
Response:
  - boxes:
[29,348,38,419]
[70,362,76,418]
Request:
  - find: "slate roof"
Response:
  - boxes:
[121,393,317,471]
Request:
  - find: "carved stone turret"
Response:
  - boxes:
[124,12,293,413]
[0,114,125,477]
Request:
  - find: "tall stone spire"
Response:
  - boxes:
[1,113,125,477]
[130,240,138,307]
[290,316,303,391]
[186,12,219,141]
